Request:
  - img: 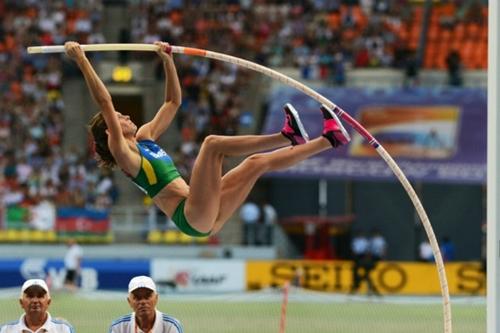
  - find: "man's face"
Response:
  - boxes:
[127,288,158,317]
[19,286,51,316]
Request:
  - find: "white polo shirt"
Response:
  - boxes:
[64,244,83,270]
[109,310,183,333]
[0,313,74,333]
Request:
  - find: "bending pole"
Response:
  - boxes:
[28,43,452,332]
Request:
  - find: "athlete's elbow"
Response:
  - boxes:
[96,94,113,107]
[167,99,181,109]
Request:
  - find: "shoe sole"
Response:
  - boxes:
[284,103,310,142]
[320,104,351,143]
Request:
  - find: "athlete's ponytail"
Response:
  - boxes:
[88,113,116,169]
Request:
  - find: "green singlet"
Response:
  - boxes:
[126,140,210,237]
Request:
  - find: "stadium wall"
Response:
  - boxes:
[267,179,483,261]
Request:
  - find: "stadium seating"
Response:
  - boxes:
[146,229,210,245]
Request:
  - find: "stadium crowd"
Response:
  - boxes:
[128,0,398,178]
[0,0,488,234]
[0,1,115,232]
[127,0,487,180]
[129,0,487,79]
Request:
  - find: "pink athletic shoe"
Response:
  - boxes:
[281,103,310,146]
[320,105,351,148]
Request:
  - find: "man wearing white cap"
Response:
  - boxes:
[0,279,74,333]
[109,276,183,333]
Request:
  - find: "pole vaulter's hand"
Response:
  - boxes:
[64,41,85,61]
[154,41,173,62]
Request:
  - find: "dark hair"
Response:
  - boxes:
[88,113,116,169]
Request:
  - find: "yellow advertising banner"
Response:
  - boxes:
[246,260,485,295]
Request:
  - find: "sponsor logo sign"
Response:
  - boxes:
[151,259,245,292]
[246,260,485,295]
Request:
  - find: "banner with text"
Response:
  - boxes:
[151,259,245,292]
[263,87,486,184]
[246,260,485,295]
[0,258,149,291]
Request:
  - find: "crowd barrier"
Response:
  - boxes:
[0,259,485,295]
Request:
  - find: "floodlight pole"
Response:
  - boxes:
[487,0,500,332]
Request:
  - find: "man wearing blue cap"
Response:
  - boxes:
[109,276,183,333]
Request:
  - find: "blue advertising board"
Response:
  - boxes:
[0,259,149,291]
[263,87,487,184]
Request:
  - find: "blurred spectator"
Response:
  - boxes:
[29,194,56,231]
[463,0,485,25]
[64,239,83,292]
[440,236,456,262]
[331,51,346,85]
[419,239,434,262]
[0,182,4,229]
[349,230,378,295]
[403,50,419,88]
[446,50,463,86]
[240,200,261,246]
[369,228,387,262]
[260,200,278,246]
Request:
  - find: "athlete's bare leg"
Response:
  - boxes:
[184,103,348,234]
[209,104,351,233]
[184,133,290,232]
[198,133,290,157]
[210,137,332,233]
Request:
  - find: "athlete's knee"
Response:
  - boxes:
[201,135,225,152]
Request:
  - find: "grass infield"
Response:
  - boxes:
[0,292,485,333]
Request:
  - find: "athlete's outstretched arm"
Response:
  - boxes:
[64,42,128,158]
[136,41,182,141]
